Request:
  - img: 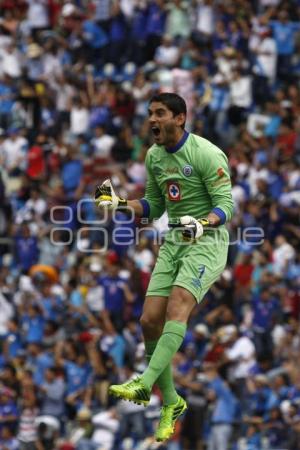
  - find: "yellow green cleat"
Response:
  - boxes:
[155,395,187,442]
[108,377,150,406]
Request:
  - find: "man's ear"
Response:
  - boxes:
[175,112,186,128]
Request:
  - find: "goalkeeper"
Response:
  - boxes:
[95,93,233,442]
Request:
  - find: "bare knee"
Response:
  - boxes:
[140,312,164,338]
[140,296,168,339]
[166,286,196,322]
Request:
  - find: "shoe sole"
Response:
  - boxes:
[108,386,149,407]
[155,400,188,442]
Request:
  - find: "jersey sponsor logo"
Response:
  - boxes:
[217,167,224,177]
[166,167,179,174]
[183,165,193,177]
[167,181,181,201]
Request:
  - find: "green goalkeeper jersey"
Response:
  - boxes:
[140,131,234,225]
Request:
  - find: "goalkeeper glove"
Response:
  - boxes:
[94,179,127,210]
[180,215,210,241]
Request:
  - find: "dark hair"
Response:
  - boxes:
[46,366,57,375]
[150,92,187,127]
[3,364,16,376]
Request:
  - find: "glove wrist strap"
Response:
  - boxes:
[117,198,127,210]
[198,218,210,228]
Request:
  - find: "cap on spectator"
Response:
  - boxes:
[52,285,65,297]
[103,63,116,78]
[101,335,115,352]
[280,400,291,414]
[76,408,92,420]
[222,269,232,281]
[122,81,132,92]
[78,331,93,343]
[236,162,249,177]
[218,325,238,343]
[59,444,75,450]
[225,324,238,335]
[29,265,58,283]
[27,43,42,59]
[61,3,78,17]
[7,127,19,135]
[254,374,269,385]
[19,274,34,291]
[2,254,12,266]
[90,262,102,272]
[194,323,210,337]
[143,61,156,73]
[107,250,119,265]
[281,100,292,109]
[223,46,236,57]
[123,61,137,78]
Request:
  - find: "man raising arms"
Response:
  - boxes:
[95,93,233,442]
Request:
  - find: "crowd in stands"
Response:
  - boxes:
[0,0,300,449]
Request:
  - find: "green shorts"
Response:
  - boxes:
[146,227,229,303]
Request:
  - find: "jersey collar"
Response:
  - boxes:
[165,130,189,153]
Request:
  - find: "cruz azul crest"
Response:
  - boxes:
[167,181,181,201]
[183,165,193,177]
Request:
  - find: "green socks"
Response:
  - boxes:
[142,320,187,399]
[145,339,178,405]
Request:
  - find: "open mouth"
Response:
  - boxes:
[151,126,161,137]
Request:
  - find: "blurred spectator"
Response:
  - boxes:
[221,325,256,398]
[39,367,65,418]
[145,0,167,61]
[227,68,252,127]
[70,97,90,137]
[14,223,39,272]
[0,364,20,396]
[117,399,146,442]
[177,362,206,450]
[250,28,277,106]
[91,407,119,450]
[0,289,14,337]
[0,74,16,129]
[1,128,28,177]
[35,415,60,450]
[165,0,190,41]
[0,41,22,79]
[91,125,115,158]
[133,237,154,274]
[205,362,238,450]
[17,391,39,450]
[26,0,49,35]
[0,425,19,450]
[0,387,18,435]
[270,10,300,81]
[251,287,281,358]
[154,34,180,67]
